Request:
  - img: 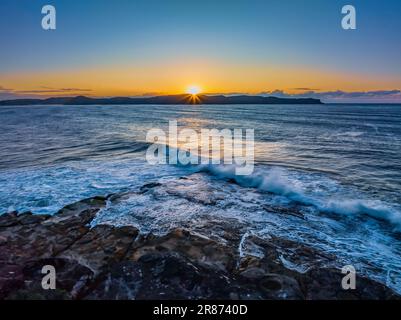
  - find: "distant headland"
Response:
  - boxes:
[0,94,322,106]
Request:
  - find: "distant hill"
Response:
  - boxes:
[0,94,322,105]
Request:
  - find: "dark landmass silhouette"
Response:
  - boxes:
[0,94,322,105]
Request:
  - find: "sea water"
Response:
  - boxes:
[1,103,401,292]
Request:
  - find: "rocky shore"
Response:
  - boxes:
[0,187,399,300]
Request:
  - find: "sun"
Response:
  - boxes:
[186,85,201,95]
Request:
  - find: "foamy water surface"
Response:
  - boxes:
[1,103,401,292]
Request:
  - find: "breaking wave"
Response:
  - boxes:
[197,164,401,231]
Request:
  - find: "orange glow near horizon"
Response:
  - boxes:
[1,60,401,98]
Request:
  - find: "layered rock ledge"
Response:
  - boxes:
[0,194,399,300]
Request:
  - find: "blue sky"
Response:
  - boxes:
[1,0,401,102]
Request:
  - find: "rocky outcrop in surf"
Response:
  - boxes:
[0,186,399,300]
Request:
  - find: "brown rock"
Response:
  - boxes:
[128,228,237,272]
[58,224,138,274]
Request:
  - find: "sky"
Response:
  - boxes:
[1,0,401,102]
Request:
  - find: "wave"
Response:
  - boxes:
[196,164,401,231]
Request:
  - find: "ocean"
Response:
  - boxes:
[1,103,401,292]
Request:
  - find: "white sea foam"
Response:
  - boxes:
[318,199,401,231]
[90,167,401,294]
[197,164,401,231]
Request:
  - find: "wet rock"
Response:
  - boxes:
[0,264,24,299]
[299,267,400,300]
[18,212,51,225]
[0,197,107,299]
[189,217,248,248]
[0,197,107,267]
[259,274,303,299]
[0,212,19,227]
[262,204,305,220]
[0,211,50,227]
[133,252,236,299]
[238,235,335,276]
[2,258,95,300]
[128,228,237,272]
[58,225,138,274]
[236,234,400,299]
[84,261,142,300]
[239,267,266,279]
[139,182,162,194]
[1,192,400,300]
[88,251,231,300]
[158,175,225,206]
